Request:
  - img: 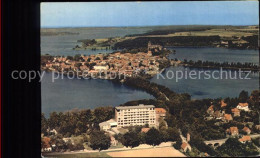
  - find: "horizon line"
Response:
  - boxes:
[41,24,259,29]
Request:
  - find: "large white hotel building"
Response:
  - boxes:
[115,104,156,127]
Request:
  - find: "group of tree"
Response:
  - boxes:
[42,106,114,137]
[42,134,85,152]
[118,126,181,149]
[216,138,259,156]
[114,36,221,50]
[77,39,97,47]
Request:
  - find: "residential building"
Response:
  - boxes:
[155,108,166,119]
[239,136,251,143]
[223,114,233,122]
[237,102,249,111]
[242,127,251,135]
[181,142,191,152]
[226,127,239,136]
[115,104,156,128]
[93,65,109,71]
[207,105,214,115]
[41,137,52,152]
[255,125,260,131]
[231,108,240,117]
[214,110,224,119]
[99,119,118,131]
[141,128,150,133]
[221,100,227,108]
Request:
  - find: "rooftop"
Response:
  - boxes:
[155,108,166,114]
[238,102,249,107]
[115,104,155,110]
[239,136,251,142]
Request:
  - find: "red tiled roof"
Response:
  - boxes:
[239,136,251,142]
[238,103,249,107]
[229,127,238,134]
[208,105,214,111]
[224,114,233,121]
[231,108,240,113]
[181,142,188,149]
[221,100,227,107]
[141,128,150,133]
[242,127,250,132]
[155,108,166,114]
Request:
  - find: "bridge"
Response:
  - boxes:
[204,134,260,147]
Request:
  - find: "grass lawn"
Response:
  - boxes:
[43,152,110,158]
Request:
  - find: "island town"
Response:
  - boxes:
[41,42,174,80]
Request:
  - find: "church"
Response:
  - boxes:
[147,41,163,51]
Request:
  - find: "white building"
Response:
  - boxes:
[237,103,249,111]
[115,104,156,128]
[99,119,118,131]
[93,65,109,71]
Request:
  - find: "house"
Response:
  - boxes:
[181,142,191,152]
[93,65,109,71]
[207,105,214,115]
[242,127,251,135]
[214,110,224,119]
[224,114,233,122]
[226,127,239,136]
[255,125,260,131]
[41,137,52,152]
[231,108,240,117]
[221,100,227,108]
[239,136,251,143]
[141,128,150,133]
[155,108,166,118]
[237,103,249,111]
[99,119,118,131]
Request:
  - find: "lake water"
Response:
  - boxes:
[41,27,259,115]
[150,66,259,99]
[41,27,151,56]
[168,47,259,64]
[42,72,154,116]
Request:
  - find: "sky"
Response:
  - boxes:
[41,1,259,28]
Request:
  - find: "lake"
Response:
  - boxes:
[42,72,154,116]
[168,47,259,64]
[41,27,151,56]
[150,66,259,99]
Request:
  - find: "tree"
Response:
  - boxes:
[145,128,162,146]
[74,63,82,68]
[89,130,111,151]
[66,56,73,60]
[74,54,83,61]
[239,90,248,102]
[173,137,182,149]
[217,138,258,157]
[122,131,140,148]
[251,90,259,102]
[167,127,180,141]
[41,113,48,135]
